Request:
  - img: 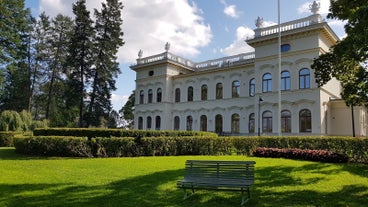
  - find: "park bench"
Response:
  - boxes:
[177,160,256,206]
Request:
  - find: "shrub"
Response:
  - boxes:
[33,128,218,139]
[0,110,23,131]
[14,136,92,157]
[0,132,18,147]
[93,137,137,157]
[253,147,349,163]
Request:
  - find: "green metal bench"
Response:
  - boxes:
[177,160,256,206]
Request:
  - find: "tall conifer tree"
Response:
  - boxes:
[86,0,124,127]
[67,0,94,127]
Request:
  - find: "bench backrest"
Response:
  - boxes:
[184,160,255,181]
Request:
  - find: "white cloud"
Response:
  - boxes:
[298,0,330,15]
[220,26,255,56]
[224,5,239,18]
[220,0,240,19]
[121,0,212,63]
[39,0,212,64]
[111,93,129,111]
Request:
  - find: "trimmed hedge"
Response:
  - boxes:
[14,136,93,157]
[253,147,349,163]
[0,132,22,147]
[12,134,368,163]
[33,128,218,138]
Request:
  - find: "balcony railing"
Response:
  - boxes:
[254,14,322,37]
[135,52,255,71]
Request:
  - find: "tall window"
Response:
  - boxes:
[231,113,240,134]
[146,116,152,129]
[138,117,143,129]
[215,114,223,134]
[200,115,207,131]
[155,116,161,130]
[262,73,272,93]
[156,88,162,102]
[201,84,208,101]
[148,89,153,103]
[299,68,310,89]
[281,110,291,133]
[216,83,223,99]
[232,80,240,98]
[186,116,193,131]
[175,88,180,102]
[262,111,272,133]
[249,78,255,97]
[299,109,311,132]
[249,113,255,133]
[187,86,193,102]
[281,71,290,91]
[139,90,144,104]
[174,116,180,130]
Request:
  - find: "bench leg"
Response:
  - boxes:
[183,187,195,200]
[241,188,250,206]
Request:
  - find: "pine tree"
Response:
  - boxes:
[0,0,32,111]
[86,0,124,127]
[67,0,94,127]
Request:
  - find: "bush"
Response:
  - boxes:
[33,128,218,139]
[93,137,137,157]
[0,110,23,131]
[253,147,349,163]
[0,132,19,147]
[14,136,92,157]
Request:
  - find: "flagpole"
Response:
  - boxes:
[277,0,282,136]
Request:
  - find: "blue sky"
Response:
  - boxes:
[24,0,346,111]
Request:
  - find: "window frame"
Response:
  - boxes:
[281,71,290,91]
[262,73,272,93]
[232,80,240,98]
[299,68,310,89]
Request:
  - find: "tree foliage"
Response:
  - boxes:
[312,0,368,107]
[0,0,125,128]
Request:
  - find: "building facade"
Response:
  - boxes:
[131,6,367,136]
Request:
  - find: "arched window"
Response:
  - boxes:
[186,116,193,131]
[232,80,240,98]
[216,83,223,99]
[155,116,161,130]
[281,110,291,133]
[187,86,193,102]
[174,116,180,130]
[215,114,223,134]
[299,68,310,89]
[201,84,208,101]
[200,115,207,131]
[175,88,180,102]
[139,90,144,104]
[138,117,143,129]
[262,111,272,133]
[231,113,240,134]
[299,109,311,132]
[146,116,152,129]
[281,71,290,91]
[249,78,255,97]
[156,88,162,102]
[262,73,272,93]
[249,113,255,133]
[148,89,153,103]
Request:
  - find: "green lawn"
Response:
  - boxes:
[1,147,368,207]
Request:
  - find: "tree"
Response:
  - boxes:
[0,0,32,112]
[86,0,124,127]
[312,0,368,107]
[119,91,135,129]
[67,0,94,127]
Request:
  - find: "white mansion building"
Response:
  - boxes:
[131,4,368,136]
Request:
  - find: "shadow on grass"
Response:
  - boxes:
[1,148,368,207]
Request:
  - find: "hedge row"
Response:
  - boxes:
[12,135,368,163]
[33,128,218,138]
[0,132,23,147]
[253,147,349,163]
[14,136,231,157]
